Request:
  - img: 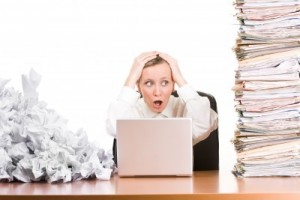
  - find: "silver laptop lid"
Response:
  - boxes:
[116,118,193,177]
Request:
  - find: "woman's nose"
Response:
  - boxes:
[153,85,161,96]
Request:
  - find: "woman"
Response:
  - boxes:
[106,51,218,145]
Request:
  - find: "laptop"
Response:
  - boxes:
[116,118,193,177]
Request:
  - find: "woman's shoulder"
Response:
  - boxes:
[169,94,185,106]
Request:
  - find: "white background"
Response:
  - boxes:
[0,0,237,171]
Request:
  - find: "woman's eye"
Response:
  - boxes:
[145,81,152,87]
[161,80,168,86]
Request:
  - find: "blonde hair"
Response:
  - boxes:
[144,55,168,68]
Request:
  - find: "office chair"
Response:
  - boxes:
[112,90,219,171]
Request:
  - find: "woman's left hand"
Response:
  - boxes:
[158,52,187,87]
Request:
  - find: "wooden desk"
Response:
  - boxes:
[1,170,300,200]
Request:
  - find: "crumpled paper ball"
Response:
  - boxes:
[0,69,115,183]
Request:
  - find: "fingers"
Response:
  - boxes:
[157,52,187,87]
[125,51,158,88]
[134,51,158,65]
[157,52,175,64]
[157,51,178,73]
[133,51,158,74]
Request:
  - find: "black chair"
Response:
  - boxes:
[112,91,219,171]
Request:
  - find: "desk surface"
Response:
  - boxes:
[1,170,300,200]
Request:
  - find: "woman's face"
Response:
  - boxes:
[138,62,174,113]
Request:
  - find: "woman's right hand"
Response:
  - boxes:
[124,51,158,88]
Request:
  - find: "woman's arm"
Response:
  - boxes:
[159,52,218,144]
[177,84,218,145]
[106,87,141,137]
[106,51,158,137]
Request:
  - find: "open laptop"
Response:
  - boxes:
[116,118,193,177]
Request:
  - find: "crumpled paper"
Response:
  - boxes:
[0,69,115,183]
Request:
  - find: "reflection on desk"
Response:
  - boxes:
[1,170,300,200]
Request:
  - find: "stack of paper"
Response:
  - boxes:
[232,0,300,177]
[234,0,300,61]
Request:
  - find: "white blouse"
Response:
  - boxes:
[106,84,218,145]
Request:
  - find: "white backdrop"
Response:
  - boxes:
[0,0,237,171]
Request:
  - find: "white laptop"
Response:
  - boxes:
[116,118,193,177]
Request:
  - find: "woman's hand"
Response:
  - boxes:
[124,51,158,88]
[158,52,187,87]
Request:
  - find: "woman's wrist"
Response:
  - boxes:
[124,77,137,89]
[175,77,187,87]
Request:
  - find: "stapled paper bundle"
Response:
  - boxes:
[232,0,300,177]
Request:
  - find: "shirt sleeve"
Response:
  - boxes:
[177,85,218,145]
[106,87,141,137]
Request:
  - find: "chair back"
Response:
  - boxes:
[172,91,219,171]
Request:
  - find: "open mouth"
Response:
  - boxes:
[153,100,163,107]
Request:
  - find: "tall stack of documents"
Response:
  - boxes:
[232,0,300,177]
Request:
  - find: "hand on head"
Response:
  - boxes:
[157,52,187,87]
[125,51,158,88]
[124,51,187,88]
